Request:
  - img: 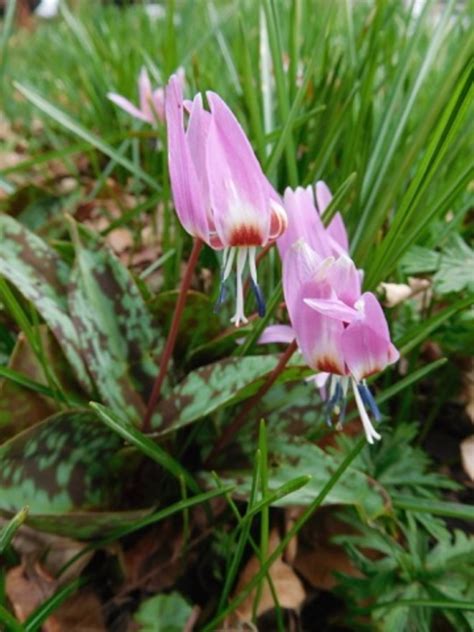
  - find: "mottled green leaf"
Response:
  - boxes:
[134,592,193,632]
[68,236,162,423]
[0,410,154,537]
[0,184,63,231]
[258,379,323,436]
[152,354,312,433]
[215,439,386,520]
[20,509,152,540]
[0,214,92,391]
[0,322,15,365]
[0,328,86,441]
[91,402,200,494]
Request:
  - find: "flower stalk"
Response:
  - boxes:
[205,339,298,466]
[142,238,203,432]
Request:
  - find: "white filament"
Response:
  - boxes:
[352,378,381,444]
[222,247,261,327]
[248,246,258,285]
[230,248,249,327]
[222,247,236,282]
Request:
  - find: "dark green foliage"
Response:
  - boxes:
[0,0,472,628]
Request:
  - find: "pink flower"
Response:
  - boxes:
[277,182,348,260]
[165,74,287,325]
[263,183,398,443]
[108,67,183,125]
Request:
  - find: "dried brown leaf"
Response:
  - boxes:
[120,521,187,593]
[229,530,305,625]
[6,563,56,622]
[293,507,363,591]
[10,523,93,584]
[44,590,106,632]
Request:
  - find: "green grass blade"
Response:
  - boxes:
[205,438,365,629]
[364,58,473,285]
[57,485,234,580]
[0,0,16,89]
[216,448,262,613]
[24,578,86,632]
[0,605,24,632]
[13,82,160,192]
[239,19,266,161]
[0,366,76,404]
[353,0,455,254]
[264,39,323,178]
[361,598,474,613]
[321,172,357,225]
[236,279,282,356]
[396,297,474,356]
[262,0,298,185]
[90,402,201,494]
[0,507,29,554]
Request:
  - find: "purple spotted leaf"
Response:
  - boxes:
[252,379,324,438]
[210,438,387,520]
[151,354,312,434]
[68,233,162,423]
[0,215,92,392]
[0,410,156,538]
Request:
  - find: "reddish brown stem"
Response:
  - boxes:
[204,339,298,467]
[142,238,203,432]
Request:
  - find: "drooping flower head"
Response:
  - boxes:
[263,183,398,443]
[165,73,287,325]
[108,67,184,125]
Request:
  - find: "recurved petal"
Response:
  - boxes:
[267,186,288,241]
[186,94,212,210]
[315,181,349,254]
[278,187,333,261]
[304,297,359,322]
[175,66,186,88]
[152,87,166,121]
[205,91,270,247]
[107,93,151,123]
[165,75,210,243]
[138,67,153,119]
[327,212,349,253]
[315,180,332,215]
[342,292,399,381]
[282,240,321,319]
[326,255,361,306]
[269,200,288,241]
[258,324,296,345]
[356,292,391,340]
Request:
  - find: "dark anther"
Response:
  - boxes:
[358,383,382,421]
[250,279,266,317]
